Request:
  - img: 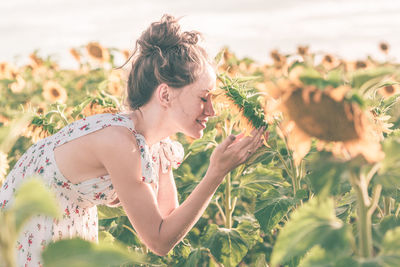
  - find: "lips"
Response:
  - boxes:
[196,119,207,128]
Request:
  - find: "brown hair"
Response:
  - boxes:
[126,14,211,110]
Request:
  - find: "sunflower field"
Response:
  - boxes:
[1,41,400,267]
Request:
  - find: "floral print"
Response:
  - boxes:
[0,112,184,266]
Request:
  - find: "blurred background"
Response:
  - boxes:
[1,0,399,68]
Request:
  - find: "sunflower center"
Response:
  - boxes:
[89,46,103,58]
[384,85,394,94]
[324,55,332,63]
[356,61,367,69]
[51,88,60,97]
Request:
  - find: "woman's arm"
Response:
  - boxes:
[157,167,179,218]
[95,126,265,256]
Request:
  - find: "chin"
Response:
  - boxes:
[188,130,203,139]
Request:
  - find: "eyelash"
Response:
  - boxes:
[200,97,207,102]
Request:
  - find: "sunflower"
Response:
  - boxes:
[275,83,384,165]
[270,49,287,69]
[344,60,373,72]
[81,102,120,117]
[0,114,10,126]
[0,151,9,185]
[23,124,51,143]
[121,49,131,60]
[213,76,268,139]
[42,81,68,103]
[320,54,341,70]
[29,53,44,69]
[86,42,110,63]
[9,75,26,93]
[379,42,389,54]
[69,48,81,63]
[0,62,18,80]
[35,103,47,115]
[378,83,400,98]
[297,45,309,56]
[107,70,125,97]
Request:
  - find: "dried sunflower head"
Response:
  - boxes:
[273,67,384,165]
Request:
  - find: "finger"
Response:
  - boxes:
[240,128,265,156]
[237,127,264,149]
[219,134,237,151]
[231,132,245,145]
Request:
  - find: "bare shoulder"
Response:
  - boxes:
[91,125,138,152]
[90,126,141,178]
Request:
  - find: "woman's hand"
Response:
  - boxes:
[208,126,267,181]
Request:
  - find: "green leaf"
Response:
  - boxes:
[373,215,400,246]
[326,69,344,88]
[188,129,217,154]
[299,68,327,89]
[376,137,400,189]
[184,247,219,267]
[350,67,394,89]
[0,113,32,153]
[270,198,351,267]
[97,205,126,220]
[234,214,263,248]
[245,146,274,167]
[237,164,290,198]
[10,177,60,232]
[254,254,270,267]
[254,188,293,233]
[377,226,400,267]
[42,238,146,267]
[299,245,356,267]
[98,230,116,245]
[203,224,248,267]
[306,152,351,197]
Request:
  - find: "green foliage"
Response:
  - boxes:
[202,224,249,267]
[10,177,60,232]
[376,136,400,189]
[271,198,351,267]
[2,44,400,266]
[42,238,146,267]
[254,188,293,233]
[306,151,351,197]
[97,205,126,220]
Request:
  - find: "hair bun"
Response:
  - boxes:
[138,14,201,56]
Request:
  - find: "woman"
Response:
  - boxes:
[0,14,266,266]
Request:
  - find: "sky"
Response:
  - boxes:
[1,0,399,68]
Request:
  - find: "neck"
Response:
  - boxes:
[128,104,174,146]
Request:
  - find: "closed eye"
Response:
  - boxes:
[200,97,207,102]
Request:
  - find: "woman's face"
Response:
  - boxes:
[169,64,216,139]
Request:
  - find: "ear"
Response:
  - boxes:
[156,83,171,108]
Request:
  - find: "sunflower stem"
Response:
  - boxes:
[395,204,400,217]
[350,172,374,258]
[223,120,233,229]
[383,197,392,216]
[224,172,233,229]
[215,195,227,224]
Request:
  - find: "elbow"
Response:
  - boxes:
[147,240,173,257]
[150,247,170,257]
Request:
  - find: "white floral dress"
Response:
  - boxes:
[0,113,184,267]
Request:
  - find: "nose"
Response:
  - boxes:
[204,99,216,117]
